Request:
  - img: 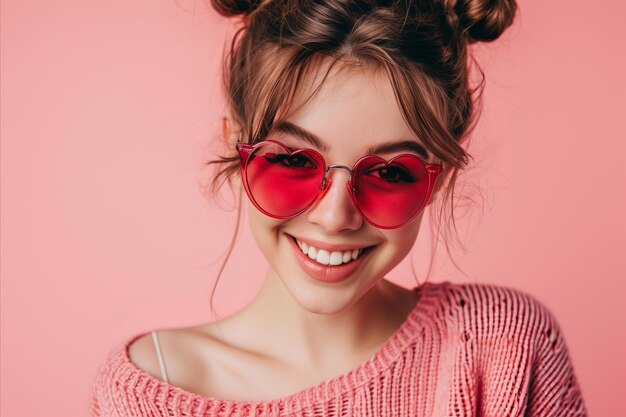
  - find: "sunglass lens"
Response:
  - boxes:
[245,142,325,217]
[352,155,429,228]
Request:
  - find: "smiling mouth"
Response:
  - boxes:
[289,236,375,266]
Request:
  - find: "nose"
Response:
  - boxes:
[305,165,363,233]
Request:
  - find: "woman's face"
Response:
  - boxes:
[245,66,436,314]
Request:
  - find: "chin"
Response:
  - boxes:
[276,267,380,316]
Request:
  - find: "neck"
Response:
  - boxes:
[237,269,417,374]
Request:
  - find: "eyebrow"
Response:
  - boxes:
[269,120,431,160]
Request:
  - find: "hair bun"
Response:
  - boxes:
[453,0,518,43]
[210,0,264,18]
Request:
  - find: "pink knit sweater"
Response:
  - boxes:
[90,281,587,416]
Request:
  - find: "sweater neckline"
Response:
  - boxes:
[116,281,443,409]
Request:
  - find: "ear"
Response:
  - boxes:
[217,109,244,193]
[221,108,243,147]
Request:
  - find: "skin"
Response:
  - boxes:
[128,63,442,401]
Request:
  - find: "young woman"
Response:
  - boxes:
[91,0,587,415]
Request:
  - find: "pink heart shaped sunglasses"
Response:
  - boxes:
[236,140,443,229]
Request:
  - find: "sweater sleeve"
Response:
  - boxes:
[526,304,588,417]
[89,346,118,417]
[89,360,105,417]
[90,387,101,417]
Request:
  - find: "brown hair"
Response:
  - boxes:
[204,0,517,314]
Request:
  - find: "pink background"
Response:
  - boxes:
[2,0,625,415]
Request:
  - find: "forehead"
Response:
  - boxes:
[271,62,424,157]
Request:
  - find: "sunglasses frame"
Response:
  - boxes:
[236,139,444,229]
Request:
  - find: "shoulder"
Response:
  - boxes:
[91,327,201,390]
[126,326,221,386]
[429,280,560,343]
[90,333,156,416]
[90,327,216,411]
[126,331,163,381]
[437,282,587,413]
[90,330,178,416]
[438,279,546,308]
[91,331,165,391]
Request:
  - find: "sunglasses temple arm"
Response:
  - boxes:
[423,165,444,205]
[236,144,254,169]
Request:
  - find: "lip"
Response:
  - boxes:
[286,234,376,283]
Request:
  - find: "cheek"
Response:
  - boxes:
[384,216,423,253]
[246,200,286,254]
[364,222,421,281]
[388,230,419,254]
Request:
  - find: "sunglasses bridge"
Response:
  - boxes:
[320,164,356,193]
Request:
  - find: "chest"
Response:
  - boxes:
[164,338,378,402]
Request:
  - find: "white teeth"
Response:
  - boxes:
[329,251,343,266]
[296,239,365,266]
[316,250,330,264]
[342,251,352,263]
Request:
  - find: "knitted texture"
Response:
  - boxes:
[90,281,587,416]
